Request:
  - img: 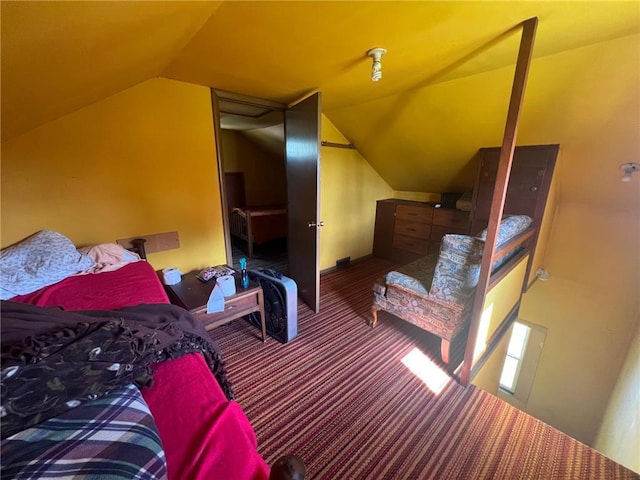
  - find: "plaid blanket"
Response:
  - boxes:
[1,384,167,480]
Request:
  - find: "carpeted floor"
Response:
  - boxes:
[211,257,638,479]
[231,237,289,275]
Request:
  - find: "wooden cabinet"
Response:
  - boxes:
[393,203,433,258]
[373,199,469,263]
[372,145,558,265]
[373,199,432,263]
[469,144,559,283]
[469,145,558,235]
[372,200,398,260]
[430,208,470,253]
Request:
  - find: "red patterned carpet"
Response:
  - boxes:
[212,258,638,479]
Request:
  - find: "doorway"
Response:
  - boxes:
[211,89,322,313]
[212,90,289,273]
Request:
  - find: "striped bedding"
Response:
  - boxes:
[1,384,167,480]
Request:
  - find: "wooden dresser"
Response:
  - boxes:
[373,145,558,265]
[373,199,469,263]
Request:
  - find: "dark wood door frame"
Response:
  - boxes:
[210,90,234,267]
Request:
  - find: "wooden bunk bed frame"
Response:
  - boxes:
[230,206,288,258]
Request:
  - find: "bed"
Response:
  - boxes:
[0,231,304,480]
[230,205,287,257]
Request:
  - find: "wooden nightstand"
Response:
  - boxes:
[165,271,266,342]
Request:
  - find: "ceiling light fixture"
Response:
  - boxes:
[367,47,387,82]
[620,162,639,182]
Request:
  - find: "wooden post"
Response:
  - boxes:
[460,17,538,386]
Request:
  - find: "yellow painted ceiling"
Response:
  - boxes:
[2,1,639,196]
[1,1,223,141]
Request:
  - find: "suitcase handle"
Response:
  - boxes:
[259,268,283,280]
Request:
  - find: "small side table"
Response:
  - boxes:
[165,272,266,342]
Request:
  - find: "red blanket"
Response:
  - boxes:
[143,353,270,480]
[9,261,169,309]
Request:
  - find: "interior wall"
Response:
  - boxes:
[0,78,227,273]
[220,129,287,206]
[526,155,560,287]
[594,321,640,473]
[473,256,529,361]
[474,34,640,447]
[517,205,639,446]
[319,115,393,270]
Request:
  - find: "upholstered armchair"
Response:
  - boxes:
[371,215,533,364]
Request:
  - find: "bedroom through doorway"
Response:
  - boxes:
[214,91,289,275]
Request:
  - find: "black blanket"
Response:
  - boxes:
[1,301,233,439]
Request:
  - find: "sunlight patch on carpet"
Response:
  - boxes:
[401,347,452,395]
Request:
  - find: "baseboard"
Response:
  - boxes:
[320,254,373,275]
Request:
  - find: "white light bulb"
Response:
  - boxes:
[367,48,387,83]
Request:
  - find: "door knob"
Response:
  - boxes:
[308,221,325,228]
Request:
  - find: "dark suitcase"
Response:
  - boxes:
[248,268,298,343]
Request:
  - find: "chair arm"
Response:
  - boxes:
[385,271,429,295]
[384,282,466,314]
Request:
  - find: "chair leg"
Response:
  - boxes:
[440,339,451,364]
[371,306,380,327]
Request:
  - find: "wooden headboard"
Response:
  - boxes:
[126,238,148,260]
[116,231,180,260]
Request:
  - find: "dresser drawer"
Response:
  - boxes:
[396,204,434,223]
[393,234,429,255]
[433,208,469,229]
[394,220,431,239]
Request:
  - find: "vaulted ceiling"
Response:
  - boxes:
[2,1,638,193]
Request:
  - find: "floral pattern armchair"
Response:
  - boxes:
[371,215,532,364]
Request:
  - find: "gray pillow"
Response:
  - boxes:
[1,230,95,300]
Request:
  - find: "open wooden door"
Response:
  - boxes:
[285,93,322,313]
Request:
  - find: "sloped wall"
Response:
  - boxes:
[319,116,393,270]
[1,78,227,273]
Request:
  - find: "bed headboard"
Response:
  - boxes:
[116,231,180,260]
[127,238,147,260]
